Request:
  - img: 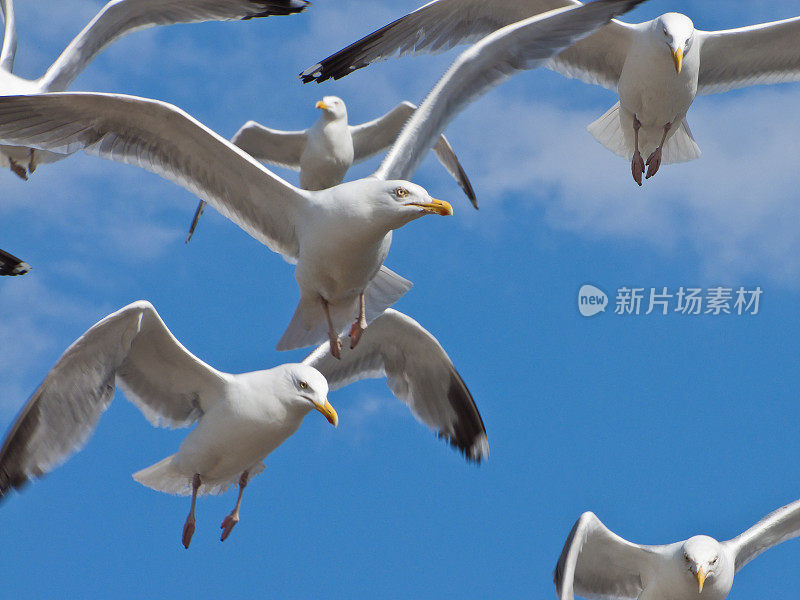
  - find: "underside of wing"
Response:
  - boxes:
[231,120,308,170]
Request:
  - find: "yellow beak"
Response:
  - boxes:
[315,100,330,110]
[406,198,453,216]
[672,47,683,74]
[696,568,706,593]
[314,400,338,427]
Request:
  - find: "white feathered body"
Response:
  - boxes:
[300,116,354,190]
[133,370,311,496]
[637,544,734,600]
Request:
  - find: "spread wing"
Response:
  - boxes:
[696,17,800,95]
[722,498,800,572]
[0,0,16,72]
[231,120,308,170]
[0,301,230,499]
[38,0,309,91]
[373,0,645,182]
[0,92,311,260]
[350,100,477,207]
[303,309,488,462]
[554,512,662,600]
[300,0,634,90]
[0,247,30,276]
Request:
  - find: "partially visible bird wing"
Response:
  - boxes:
[350,100,477,208]
[722,498,800,572]
[231,121,308,170]
[554,511,660,600]
[303,308,488,462]
[0,248,30,276]
[696,17,800,95]
[374,0,645,182]
[0,301,230,499]
[0,93,310,260]
[38,0,310,91]
[0,0,17,73]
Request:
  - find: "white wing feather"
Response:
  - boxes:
[722,498,800,572]
[0,301,230,497]
[697,17,800,95]
[38,0,309,91]
[373,0,644,182]
[303,309,487,461]
[554,512,661,600]
[0,92,310,259]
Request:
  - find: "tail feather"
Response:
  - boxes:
[276,266,413,351]
[588,102,701,164]
[132,455,266,496]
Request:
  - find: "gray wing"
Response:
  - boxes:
[722,498,800,572]
[38,0,309,91]
[696,17,800,95]
[0,247,30,276]
[303,309,488,462]
[300,0,634,89]
[0,0,16,72]
[374,0,645,182]
[231,120,308,170]
[0,92,310,260]
[0,301,230,499]
[554,512,661,600]
[350,101,477,208]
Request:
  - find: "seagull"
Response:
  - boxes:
[301,1,800,186]
[0,0,643,354]
[0,247,30,276]
[554,503,800,600]
[0,0,309,179]
[186,95,478,243]
[0,301,487,547]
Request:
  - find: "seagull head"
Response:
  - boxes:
[315,96,348,121]
[280,364,337,426]
[681,536,721,593]
[363,180,453,228]
[655,13,695,74]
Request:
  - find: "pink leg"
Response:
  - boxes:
[321,298,342,360]
[182,473,201,549]
[645,122,672,180]
[8,158,27,180]
[349,292,367,349]
[631,115,645,187]
[220,471,249,542]
[27,149,37,175]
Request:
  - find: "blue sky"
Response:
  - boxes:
[2,0,800,597]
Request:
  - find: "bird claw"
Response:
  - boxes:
[9,159,27,180]
[220,514,239,542]
[631,151,644,187]
[349,320,366,349]
[645,148,662,179]
[182,515,196,549]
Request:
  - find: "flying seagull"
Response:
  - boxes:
[0,0,309,179]
[0,301,487,547]
[554,503,800,599]
[186,95,477,242]
[301,0,800,185]
[0,247,30,276]
[0,0,643,354]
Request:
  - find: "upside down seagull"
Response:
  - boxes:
[0,0,646,354]
[302,0,800,185]
[554,502,800,599]
[0,301,487,547]
[185,95,477,242]
[0,0,309,179]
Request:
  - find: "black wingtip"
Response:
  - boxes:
[0,248,31,276]
[439,372,488,463]
[243,0,310,20]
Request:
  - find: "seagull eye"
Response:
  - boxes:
[663,27,668,35]
[395,187,409,198]
[711,558,717,565]
[299,381,309,390]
